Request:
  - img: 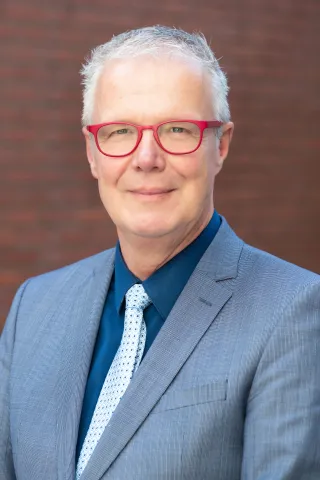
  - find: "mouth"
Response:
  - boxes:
[130,187,175,194]
[129,189,175,199]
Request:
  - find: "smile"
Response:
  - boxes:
[130,189,175,199]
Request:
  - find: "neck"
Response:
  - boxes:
[117,210,213,280]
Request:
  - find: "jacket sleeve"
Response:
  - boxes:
[242,280,320,479]
[0,281,30,480]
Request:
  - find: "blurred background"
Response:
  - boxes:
[1,0,319,330]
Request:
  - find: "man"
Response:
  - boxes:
[1,25,320,480]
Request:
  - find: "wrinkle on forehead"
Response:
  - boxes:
[93,55,215,124]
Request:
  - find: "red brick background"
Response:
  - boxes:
[1,0,319,330]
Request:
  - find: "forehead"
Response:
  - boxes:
[93,55,215,123]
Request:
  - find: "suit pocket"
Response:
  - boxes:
[152,379,228,413]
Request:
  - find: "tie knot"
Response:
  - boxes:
[125,283,151,311]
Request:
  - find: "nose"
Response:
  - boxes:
[131,128,166,172]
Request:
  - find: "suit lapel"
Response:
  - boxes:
[54,251,115,480]
[82,219,244,480]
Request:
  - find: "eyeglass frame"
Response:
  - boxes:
[86,119,223,157]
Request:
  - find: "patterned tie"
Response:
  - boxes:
[76,283,151,479]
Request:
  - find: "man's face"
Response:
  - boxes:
[84,55,233,241]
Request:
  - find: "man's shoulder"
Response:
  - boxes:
[214,217,320,289]
[241,241,320,292]
[20,247,116,295]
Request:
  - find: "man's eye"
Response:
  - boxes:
[112,129,129,135]
[171,127,185,133]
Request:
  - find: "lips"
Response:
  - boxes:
[131,189,174,195]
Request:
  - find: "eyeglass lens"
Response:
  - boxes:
[96,122,202,156]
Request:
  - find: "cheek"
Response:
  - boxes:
[173,152,213,184]
[174,152,217,206]
[95,156,127,188]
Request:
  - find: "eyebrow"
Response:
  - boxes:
[99,115,203,124]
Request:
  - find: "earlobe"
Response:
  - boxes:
[82,126,99,179]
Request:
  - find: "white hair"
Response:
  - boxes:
[80,25,230,127]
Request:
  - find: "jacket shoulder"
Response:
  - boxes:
[17,248,115,298]
[241,242,320,291]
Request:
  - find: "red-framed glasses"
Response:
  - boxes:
[86,120,223,157]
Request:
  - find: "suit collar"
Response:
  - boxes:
[197,215,244,281]
[90,215,241,283]
[54,249,116,479]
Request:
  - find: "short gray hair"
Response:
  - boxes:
[80,25,230,127]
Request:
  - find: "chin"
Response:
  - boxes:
[122,214,178,239]
[129,224,173,239]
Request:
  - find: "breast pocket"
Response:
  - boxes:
[151,379,228,414]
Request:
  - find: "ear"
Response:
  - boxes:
[82,126,99,179]
[217,121,234,169]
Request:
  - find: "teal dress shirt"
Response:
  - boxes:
[76,211,221,459]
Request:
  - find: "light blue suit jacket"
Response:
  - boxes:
[1,218,320,479]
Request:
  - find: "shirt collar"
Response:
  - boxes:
[114,210,221,318]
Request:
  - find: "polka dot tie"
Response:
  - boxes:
[76,283,151,479]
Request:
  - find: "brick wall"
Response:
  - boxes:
[1,0,319,329]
